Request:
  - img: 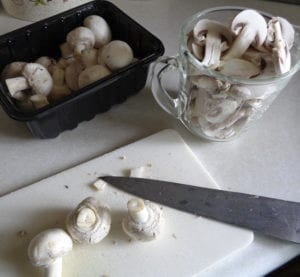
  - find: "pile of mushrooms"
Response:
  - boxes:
[186,9,295,140]
[2,14,135,112]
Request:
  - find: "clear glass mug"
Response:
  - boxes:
[151,6,300,141]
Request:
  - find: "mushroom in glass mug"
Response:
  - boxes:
[66,26,96,57]
[66,197,111,244]
[193,19,233,68]
[5,63,53,98]
[223,9,268,59]
[100,40,134,71]
[122,198,164,241]
[65,60,85,91]
[268,19,293,74]
[83,15,112,48]
[28,228,73,277]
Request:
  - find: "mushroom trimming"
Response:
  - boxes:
[66,197,111,244]
[122,198,164,241]
[28,228,73,277]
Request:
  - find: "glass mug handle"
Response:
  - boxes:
[151,56,181,118]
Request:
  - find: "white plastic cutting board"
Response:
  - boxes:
[0,129,253,277]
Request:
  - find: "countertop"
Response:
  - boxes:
[0,0,300,276]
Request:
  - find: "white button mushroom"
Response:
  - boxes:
[78,64,111,89]
[122,198,163,242]
[65,60,85,91]
[100,40,134,71]
[83,15,112,48]
[193,19,233,68]
[1,61,26,81]
[224,9,268,59]
[80,48,99,68]
[35,56,56,69]
[29,94,49,109]
[5,63,53,97]
[66,197,111,244]
[28,228,73,277]
[66,26,96,57]
[48,66,71,102]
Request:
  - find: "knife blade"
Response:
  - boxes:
[101,176,300,243]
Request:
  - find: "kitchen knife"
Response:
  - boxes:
[101,176,300,243]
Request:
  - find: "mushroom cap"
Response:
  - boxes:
[193,19,233,44]
[231,9,267,47]
[66,197,111,244]
[78,65,111,89]
[83,15,112,48]
[28,228,73,267]
[22,63,53,96]
[66,26,95,52]
[100,40,134,71]
[1,61,26,81]
[122,200,163,241]
[65,60,85,91]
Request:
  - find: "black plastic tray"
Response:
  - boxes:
[0,0,164,138]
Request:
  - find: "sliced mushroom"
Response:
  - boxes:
[193,19,233,68]
[83,15,112,48]
[187,32,204,61]
[28,228,73,277]
[224,9,267,59]
[205,99,238,124]
[265,16,295,50]
[269,19,292,74]
[100,40,134,71]
[5,63,53,97]
[66,197,111,244]
[122,198,163,241]
[48,66,71,102]
[218,58,261,78]
[66,27,95,57]
[78,65,111,89]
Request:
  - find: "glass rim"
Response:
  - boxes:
[179,6,300,85]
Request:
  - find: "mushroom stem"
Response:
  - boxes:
[224,25,255,59]
[272,20,291,74]
[45,257,62,277]
[128,199,149,223]
[201,32,222,68]
[5,77,29,97]
[76,207,97,229]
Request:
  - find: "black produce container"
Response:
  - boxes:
[0,0,164,138]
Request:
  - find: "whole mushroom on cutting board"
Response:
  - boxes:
[186,8,295,140]
[1,14,136,111]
